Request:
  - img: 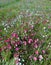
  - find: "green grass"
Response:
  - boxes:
[0,0,51,65]
[0,0,51,22]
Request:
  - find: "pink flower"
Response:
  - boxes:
[11,40,15,44]
[15,60,19,64]
[24,30,27,33]
[0,38,3,41]
[42,50,45,54]
[4,38,11,43]
[14,54,19,64]
[34,39,39,43]
[15,47,19,51]
[14,53,19,58]
[30,25,34,29]
[7,44,11,50]
[23,41,27,45]
[28,39,33,44]
[14,43,17,47]
[0,29,2,32]
[34,44,38,48]
[48,26,51,29]
[35,50,39,55]
[24,36,27,40]
[12,33,18,38]
[33,57,37,61]
[31,33,34,36]
[29,55,32,60]
[16,41,20,45]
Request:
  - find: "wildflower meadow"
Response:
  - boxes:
[0,0,51,65]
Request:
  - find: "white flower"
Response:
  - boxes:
[22,59,24,62]
[49,42,51,44]
[4,28,6,30]
[19,62,21,65]
[19,58,21,61]
[43,35,45,37]
[14,57,19,60]
[16,63,19,65]
[43,27,46,30]
[39,55,43,61]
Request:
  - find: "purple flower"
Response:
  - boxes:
[15,47,19,51]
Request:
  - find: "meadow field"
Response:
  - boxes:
[0,0,51,65]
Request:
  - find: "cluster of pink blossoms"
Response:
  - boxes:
[0,22,49,65]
